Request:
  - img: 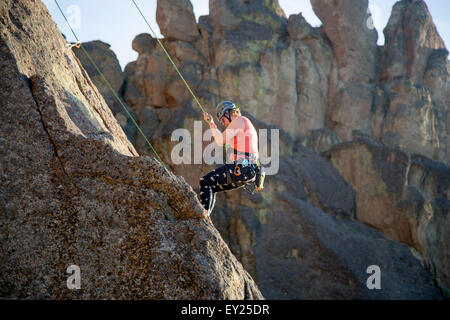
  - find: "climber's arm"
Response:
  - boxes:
[209,124,225,146]
[207,117,244,147]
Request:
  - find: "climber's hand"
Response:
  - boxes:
[204,113,214,126]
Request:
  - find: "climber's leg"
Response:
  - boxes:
[199,175,214,212]
[210,192,217,213]
[199,164,234,213]
[209,164,257,210]
[217,165,256,195]
[199,164,257,214]
[199,165,229,212]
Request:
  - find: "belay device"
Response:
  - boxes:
[242,164,265,195]
[255,165,265,190]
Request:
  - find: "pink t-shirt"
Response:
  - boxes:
[223,116,258,161]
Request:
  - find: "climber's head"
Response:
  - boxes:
[216,101,241,126]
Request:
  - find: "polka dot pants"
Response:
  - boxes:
[199,163,256,215]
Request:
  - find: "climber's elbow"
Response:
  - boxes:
[213,135,224,146]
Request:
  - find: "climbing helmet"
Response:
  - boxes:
[216,101,236,122]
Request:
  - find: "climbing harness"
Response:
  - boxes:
[229,147,265,193]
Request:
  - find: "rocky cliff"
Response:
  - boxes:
[58,0,448,298]
[0,0,263,299]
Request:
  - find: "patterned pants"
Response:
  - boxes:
[199,163,257,215]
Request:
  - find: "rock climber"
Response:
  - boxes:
[200,101,264,216]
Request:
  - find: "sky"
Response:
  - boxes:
[43,0,450,70]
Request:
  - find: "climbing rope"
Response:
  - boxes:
[130,0,207,114]
[54,0,167,169]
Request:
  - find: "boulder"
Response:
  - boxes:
[72,40,136,143]
[156,0,200,42]
[132,33,157,55]
[73,40,124,102]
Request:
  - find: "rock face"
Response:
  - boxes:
[0,0,263,299]
[325,134,449,292]
[311,0,378,83]
[78,0,448,298]
[310,0,378,142]
[380,0,446,84]
[375,0,449,163]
